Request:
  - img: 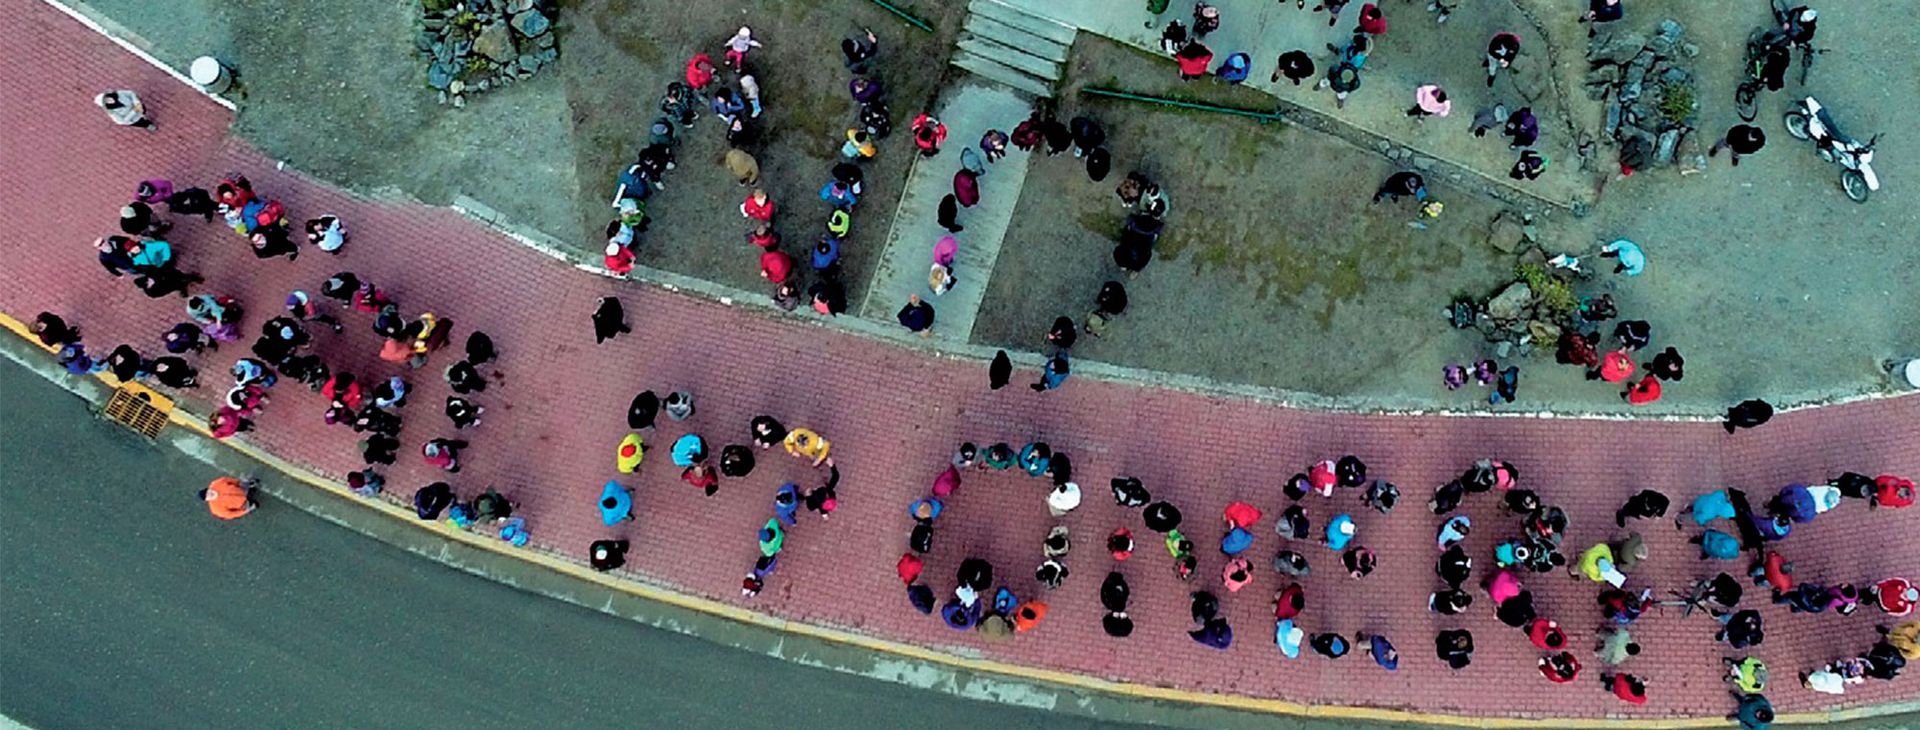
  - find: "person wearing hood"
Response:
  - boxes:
[591,296,630,343]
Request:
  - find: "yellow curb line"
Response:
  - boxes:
[0,310,1888,728]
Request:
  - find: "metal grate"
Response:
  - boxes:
[103,383,174,439]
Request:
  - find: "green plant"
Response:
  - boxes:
[1656,83,1695,124]
[1513,263,1576,318]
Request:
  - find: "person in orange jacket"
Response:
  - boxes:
[200,476,258,520]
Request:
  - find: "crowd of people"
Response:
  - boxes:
[39,156,518,540]
[893,426,1915,723]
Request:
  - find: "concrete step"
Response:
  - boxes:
[956,36,1061,82]
[960,14,1071,64]
[966,0,1077,47]
[952,50,1054,98]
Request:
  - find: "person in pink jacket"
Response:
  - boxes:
[1408,84,1452,119]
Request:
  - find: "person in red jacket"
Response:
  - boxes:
[1175,40,1214,80]
[684,53,715,89]
[1540,651,1581,683]
[759,249,793,285]
[1623,375,1662,405]
[911,113,947,157]
[1529,618,1568,651]
[740,188,774,221]
[1485,32,1521,86]
[1875,475,1915,509]
[1601,673,1647,704]
[1356,3,1387,35]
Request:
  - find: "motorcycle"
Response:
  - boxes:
[1783,97,1882,203]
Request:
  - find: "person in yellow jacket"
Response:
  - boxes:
[783,428,830,467]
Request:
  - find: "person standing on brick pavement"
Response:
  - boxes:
[591,296,630,344]
[784,427,830,467]
[748,415,786,449]
[599,481,635,524]
[1031,351,1071,392]
[149,356,198,389]
[803,459,839,519]
[303,215,347,254]
[1356,632,1398,670]
[445,396,483,430]
[1436,629,1473,669]
[1310,632,1350,659]
[590,539,629,571]
[1601,672,1649,704]
[989,350,1012,389]
[1541,651,1582,683]
[31,312,81,348]
[1324,513,1356,551]
[1730,691,1774,730]
[1723,399,1774,433]
[1594,627,1640,665]
[720,444,756,478]
[1047,481,1082,517]
[421,438,468,473]
[95,90,153,130]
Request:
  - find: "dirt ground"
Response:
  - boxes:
[973,37,1516,402]
[79,0,966,313]
[563,0,966,309]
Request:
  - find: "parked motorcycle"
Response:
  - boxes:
[1783,97,1881,203]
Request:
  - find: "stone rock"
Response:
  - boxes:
[1487,282,1533,322]
[1411,155,1436,171]
[1584,64,1620,85]
[1682,42,1700,58]
[539,48,557,62]
[1526,320,1561,344]
[1654,129,1681,165]
[1486,212,1527,254]
[535,30,556,49]
[452,94,466,108]
[449,79,466,95]
[518,54,540,72]
[508,0,535,11]
[1657,19,1684,41]
[474,22,516,63]
[1374,140,1392,154]
[1660,67,1690,84]
[509,9,549,38]
[1588,32,1647,65]
[416,31,437,52]
[423,17,447,30]
[1510,58,1548,102]
[437,90,448,105]
[426,61,456,90]
[1495,340,1513,358]
[476,79,490,92]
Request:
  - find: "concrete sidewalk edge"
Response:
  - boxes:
[4,315,1916,730]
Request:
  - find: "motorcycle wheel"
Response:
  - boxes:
[1734,83,1759,122]
[1842,170,1871,203]
[1784,111,1810,140]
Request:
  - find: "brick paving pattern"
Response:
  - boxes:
[3,1,1915,721]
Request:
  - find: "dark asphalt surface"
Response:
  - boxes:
[0,360,1131,730]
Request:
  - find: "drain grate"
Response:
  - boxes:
[103,383,174,439]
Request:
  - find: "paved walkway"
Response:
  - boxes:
[858,81,1034,341]
[4,1,1916,723]
[1004,0,1592,209]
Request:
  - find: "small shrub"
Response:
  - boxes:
[1513,263,1576,318]
[1656,83,1695,125]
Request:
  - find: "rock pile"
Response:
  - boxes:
[415,0,557,107]
[1583,19,1701,169]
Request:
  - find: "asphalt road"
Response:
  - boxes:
[0,361,1135,730]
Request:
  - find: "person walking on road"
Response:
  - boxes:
[200,476,259,520]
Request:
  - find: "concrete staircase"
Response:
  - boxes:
[952,0,1074,98]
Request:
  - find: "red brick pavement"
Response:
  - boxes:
[4,1,1916,721]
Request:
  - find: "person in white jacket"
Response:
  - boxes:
[95,89,152,129]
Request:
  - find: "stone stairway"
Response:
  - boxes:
[951,0,1074,98]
